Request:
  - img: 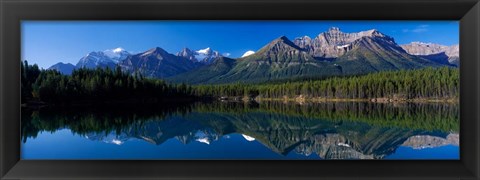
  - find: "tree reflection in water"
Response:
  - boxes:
[21,101,459,159]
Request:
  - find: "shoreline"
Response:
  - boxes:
[253,96,459,104]
[21,97,211,109]
[22,96,458,109]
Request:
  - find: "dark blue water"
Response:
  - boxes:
[385,145,459,160]
[21,129,459,160]
[21,101,459,160]
[22,129,324,160]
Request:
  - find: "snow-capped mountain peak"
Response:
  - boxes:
[103,47,130,62]
[177,47,221,65]
[84,132,129,146]
[76,48,130,69]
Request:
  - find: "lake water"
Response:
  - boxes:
[21,101,459,160]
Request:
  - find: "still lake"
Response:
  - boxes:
[21,101,459,160]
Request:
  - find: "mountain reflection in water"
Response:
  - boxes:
[21,101,459,160]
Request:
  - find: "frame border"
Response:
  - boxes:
[1,0,479,179]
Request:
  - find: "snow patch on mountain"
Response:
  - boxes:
[336,44,351,49]
[337,143,351,147]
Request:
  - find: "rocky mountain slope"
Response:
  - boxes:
[401,133,459,149]
[118,47,198,78]
[177,47,222,65]
[400,42,459,66]
[293,27,389,59]
[169,28,445,84]
[168,57,237,84]
[76,48,131,69]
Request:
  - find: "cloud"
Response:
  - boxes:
[241,134,255,141]
[403,25,429,33]
[222,52,231,57]
[241,50,255,58]
[412,27,428,33]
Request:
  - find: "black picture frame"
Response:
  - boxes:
[1,0,479,179]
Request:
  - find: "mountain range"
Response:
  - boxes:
[47,27,459,84]
[169,28,455,84]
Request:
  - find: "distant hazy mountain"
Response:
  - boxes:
[176,47,221,65]
[400,42,459,66]
[169,28,445,84]
[118,47,197,78]
[401,133,459,149]
[47,62,76,75]
[76,48,130,69]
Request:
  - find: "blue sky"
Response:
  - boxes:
[22,21,459,69]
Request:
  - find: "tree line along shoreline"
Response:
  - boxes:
[21,60,459,106]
